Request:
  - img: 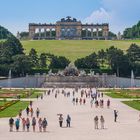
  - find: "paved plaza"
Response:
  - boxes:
[0,88,140,140]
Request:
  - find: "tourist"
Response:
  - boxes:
[114,110,118,122]
[95,100,99,108]
[32,117,36,132]
[38,118,43,132]
[66,114,71,127]
[22,118,26,132]
[19,109,22,118]
[73,91,75,96]
[79,98,82,105]
[90,99,94,108]
[15,118,20,132]
[55,93,57,98]
[30,107,34,117]
[41,95,43,100]
[72,97,75,105]
[94,116,99,129]
[36,95,39,99]
[36,108,40,118]
[107,99,110,108]
[9,117,14,132]
[30,101,33,107]
[76,98,78,105]
[26,118,30,132]
[59,114,63,127]
[101,93,104,98]
[83,98,86,105]
[100,116,105,129]
[42,118,48,132]
[26,106,30,116]
[100,100,104,108]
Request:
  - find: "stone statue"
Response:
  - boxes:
[63,63,79,76]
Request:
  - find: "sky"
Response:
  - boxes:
[0,0,140,35]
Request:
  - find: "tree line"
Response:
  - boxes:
[0,36,70,76]
[75,44,140,77]
[0,25,140,77]
[123,21,140,39]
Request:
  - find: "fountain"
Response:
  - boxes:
[63,63,79,76]
[131,70,135,87]
[7,69,12,88]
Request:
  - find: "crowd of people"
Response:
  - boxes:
[9,87,119,132]
[9,100,48,132]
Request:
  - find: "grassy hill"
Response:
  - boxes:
[21,40,140,62]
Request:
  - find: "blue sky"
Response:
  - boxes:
[0,0,140,35]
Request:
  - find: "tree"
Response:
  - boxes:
[126,44,140,76]
[49,55,70,69]
[29,48,39,67]
[40,53,47,68]
[11,55,32,76]
[98,49,106,67]
[127,44,140,64]
[123,21,140,39]
[4,36,24,55]
[106,46,125,76]
[0,25,13,39]
[75,52,99,69]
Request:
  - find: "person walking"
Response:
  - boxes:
[76,98,78,105]
[19,109,22,118]
[66,115,71,127]
[72,97,75,105]
[26,106,30,116]
[90,99,94,108]
[22,118,26,131]
[9,117,14,132]
[107,99,110,108]
[100,116,105,129]
[114,110,118,122]
[26,118,30,132]
[36,108,40,118]
[32,117,36,132]
[42,118,48,132]
[59,114,63,127]
[30,107,34,117]
[83,98,86,105]
[38,118,43,132]
[15,118,20,132]
[94,116,99,129]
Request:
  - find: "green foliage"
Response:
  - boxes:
[0,25,13,39]
[29,48,39,67]
[122,100,140,111]
[0,101,29,118]
[19,32,29,40]
[4,36,24,55]
[49,55,70,69]
[123,21,140,39]
[75,52,99,69]
[40,53,47,68]
[11,55,32,76]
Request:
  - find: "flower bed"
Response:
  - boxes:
[0,100,19,112]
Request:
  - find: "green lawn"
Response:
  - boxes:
[104,89,140,99]
[0,100,8,106]
[0,101,29,118]
[106,92,133,98]
[122,100,140,111]
[22,40,140,62]
[29,91,43,98]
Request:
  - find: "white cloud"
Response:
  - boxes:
[84,8,111,24]
[84,0,140,34]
